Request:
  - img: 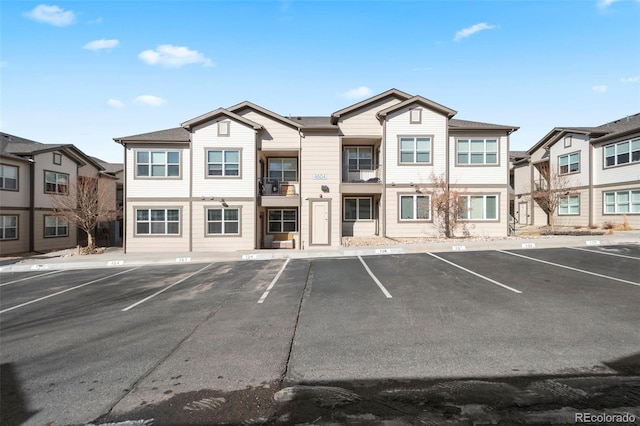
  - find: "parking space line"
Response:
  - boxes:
[569,246,640,260]
[427,252,522,294]
[358,256,392,298]
[497,250,640,287]
[122,263,213,312]
[0,270,63,287]
[257,259,290,304]
[0,267,141,314]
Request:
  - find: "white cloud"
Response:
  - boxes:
[24,4,76,27]
[83,39,119,51]
[134,95,167,106]
[620,75,640,83]
[454,22,496,42]
[106,98,124,108]
[138,44,214,68]
[592,85,608,93]
[598,0,621,8]
[341,86,372,100]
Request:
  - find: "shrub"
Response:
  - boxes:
[602,222,615,230]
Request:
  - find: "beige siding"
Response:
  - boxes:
[339,98,402,136]
[593,140,640,186]
[342,220,377,237]
[1,159,30,207]
[33,151,78,209]
[300,134,341,247]
[449,133,509,185]
[548,133,590,187]
[385,107,448,183]
[0,209,29,255]
[191,200,256,251]
[236,109,301,150]
[553,188,590,228]
[33,210,78,252]
[384,187,438,238]
[452,188,509,237]
[125,201,190,253]
[125,144,190,199]
[191,119,256,198]
[593,183,640,229]
[513,163,531,195]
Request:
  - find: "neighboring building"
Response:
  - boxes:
[513,113,640,228]
[0,133,121,255]
[114,89,518,253]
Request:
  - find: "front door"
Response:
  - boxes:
[518,201,528,225]
[311,200,329,245]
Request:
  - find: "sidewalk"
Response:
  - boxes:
[1,231,638,273]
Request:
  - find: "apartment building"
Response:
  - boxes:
[0,132,121,255]
[114,89,518,253]
[513,113,640,228]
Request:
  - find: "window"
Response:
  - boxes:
[399,137,431,164]
[53,152,62,165]
[344,197,372,221]
[604,139,640,167]
[44,171,69,194]
[345,147,373,170]
[268,209,297,233]
[410,109,422,124]
[457,139,498,165]
[268,158,297,181]
[559,194,580,215]
[135,209,180,235]
[44,216,68,237]
[218,121,230,136]
[207,208,239,235]
[136,151,180,177]
[0,215,18,240]
[207,150,240,177]
[559,152,580,174]
[604,190,640,214]
[461,195,498,220]
[400,195,430,220]
[0,164,18,190]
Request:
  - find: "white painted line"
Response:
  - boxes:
[569,246,640,260]
[122,263,212,311]
[0,270,63,287]
[258,259,290,304]
[0,267,141,314]
[427,252,522,294]
[497,250,640,287]
[358,256,392,298]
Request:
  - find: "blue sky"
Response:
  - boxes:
[1,0,639,163]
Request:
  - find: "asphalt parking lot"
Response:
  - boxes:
[1,245,639,425]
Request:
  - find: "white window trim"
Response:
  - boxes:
[345,147,373,170]
[206,208,240,235]
[558,194,580,216]
[399,194,431,221]
[604,138,640,168]
[0,215,18,240]
[135,208,181,235]
[399,136,432,164]
[44,215,68,238]
[559,152,580,175]
[267,209,297,233]
[456,138,499,165]
[0,164,19,191]
[44,171,69,194]
[604,190,640,214]
[218,121,230,137]
[135,150,181,178]
[460,195,499,221]
[207,149,241,177]
[267,158,298,181]
[344,197,373,221]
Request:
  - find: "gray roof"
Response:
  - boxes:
[287,116,336,129]
[91,156,123,174]
[509,150,530,159]
[378,95,457,119]
[114,127,191,142]
[449,118,519,133]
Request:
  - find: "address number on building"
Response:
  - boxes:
[312,173,327,180]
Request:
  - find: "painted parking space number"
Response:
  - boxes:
[521,243,536,249]
[452,245,466,251]
[176,257,192,263]
[586,240,601,246]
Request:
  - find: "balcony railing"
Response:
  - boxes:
[534,178,548,191]
[342,166,381,183]
[259,178,299,196]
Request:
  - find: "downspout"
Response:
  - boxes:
[529,158,534,225]
[189,133,193,252]
[29,158,35,252]
[117,140,127,253]
[505,133,511,236]
[588,142,594,227]
[381,119,387,238]
[445,119,450,237]
[298,128,304,250]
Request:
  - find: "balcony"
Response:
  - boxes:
[259,178,300,207]
[534,178,548,192]
[341,166,382,194]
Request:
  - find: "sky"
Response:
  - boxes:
[1,0,639,164]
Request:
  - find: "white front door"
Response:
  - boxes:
[518,202,529,225]
[311,200,329,245]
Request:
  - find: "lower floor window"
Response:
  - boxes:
[344,197,372,221]
[44,215,68,237]
[0,215,18,240]
[136,208,180,235]
[400,195,431,220]
[461,195,498,220]
[268,209,297,232]
[559,194,580,215]
[604,190,640,214]
[207,208,240,235]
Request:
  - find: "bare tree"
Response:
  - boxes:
[428,173,467,238]
[530,164,573,230]
[51,176,120,252]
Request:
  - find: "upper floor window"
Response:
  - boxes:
[207,208,240,235]
[44,171,69,194]
[400,194,431,221]
[604,190,640,214]
[460,195,498,220]
[135,208,180,235]
[604,139,640,167]
[345,147,372,170]
[0,215,18,240]
[44,216,68,237]
[208,150,240,177]
[457,139,498,165]
[558,194,580,215]
[399,137,431,164]
[559,152,580,174]
[344,197,372,221]
[0,164,18,190]
[268,158,297,181]
[136,151,180,177]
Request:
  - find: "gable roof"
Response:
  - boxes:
[331,88,412,124]
[287,116,337,130]
[591,113,640,143]
[227,101,303,130]
[449,118,519,134]
[114,127,191,143]
[377,95,457,119]
[181,108,263,131]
